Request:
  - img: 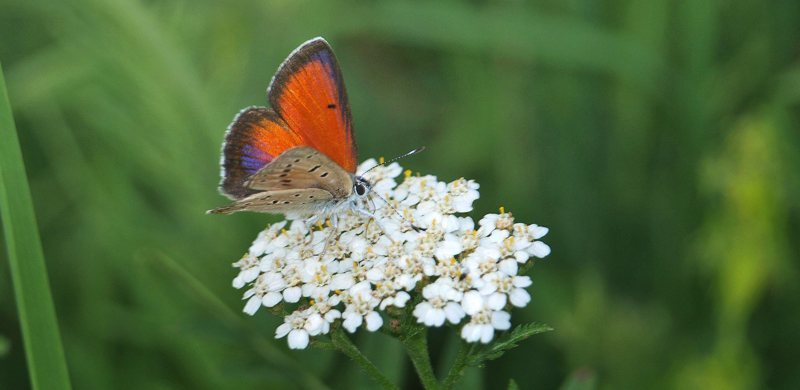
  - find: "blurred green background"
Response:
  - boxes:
[1,0,799,389]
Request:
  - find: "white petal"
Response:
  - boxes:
[342,313,363,333]
[458,217,475,232]
[480,324,495,343]
[442,215,461,233]
[301,284,316,297]
[243,288,256,300]
[530,242,551,258]
[275,323,292,338]
[366,268,385,282]
[509,288,531,307]
[283,287,302,303]
[532,225,549,239]
[232,275,246,289]
[444,302,466,324]
[249,238,269,257]
[489,229,509,243]
[365,312,383,331]
[498,259,518,275]
[461,291,484,315]
[413,302,432,322]
[262,292,283,307]
[305,314,325,335]
[487,292,507,310]
[393,292,410,308]
[434,238,462,260]
[421,284,441,300]
[491,311,511,330]
[325,310,342,322]
[513,276,532,288]
[461,324,481,342]
[331,274,355,290]
[243,295,262,315]
[514,251,530,263]
[287,329,309,349]
[425,309,446,327]
[478,279,497,295]
[242,268,260,283]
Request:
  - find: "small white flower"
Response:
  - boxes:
[248,221,287,257]
[232,254,260,289]
[447,178,480,211]
[341,282,383,332]
[242,272,287,315]
[275,309,325,349]
[460,309,511,344]
[463,246,501,278]
[529,241,551,258]
[413,279,466,326]
[479,260,533,308]
[477,209,515,237]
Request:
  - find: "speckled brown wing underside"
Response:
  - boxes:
[244,146,353,199]
[214,188,336,214]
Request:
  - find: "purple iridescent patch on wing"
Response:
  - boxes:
[240,144,272,175]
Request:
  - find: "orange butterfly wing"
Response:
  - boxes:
[268,38,357,172]
[219,38,357,200]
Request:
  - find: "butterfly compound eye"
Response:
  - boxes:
[355,183,367,196]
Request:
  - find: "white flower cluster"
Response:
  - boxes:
[232,159,551,349]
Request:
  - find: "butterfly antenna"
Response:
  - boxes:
[371,192,423,233]
[363,146,425,175]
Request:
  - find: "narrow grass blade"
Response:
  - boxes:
[0,61,72,390]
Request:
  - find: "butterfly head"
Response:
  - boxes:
[353,176,371,198]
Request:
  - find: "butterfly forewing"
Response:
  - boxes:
[245,146,353,199]
[268,38,357,172]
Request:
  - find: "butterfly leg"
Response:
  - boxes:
[317,214,339,259]
[355,208,389,237]
[302,215,321,245]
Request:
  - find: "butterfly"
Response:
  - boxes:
[207,37,420,230]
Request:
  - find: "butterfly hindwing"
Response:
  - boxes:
[268,38,358,173]
[220,107,304,199]
[245,146,354,199]
[207,188,334,215]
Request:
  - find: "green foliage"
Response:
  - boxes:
[1,0,799,389]
[467,323,553,367]
[0,62,72,390]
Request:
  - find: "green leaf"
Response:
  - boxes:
[507,379,520,390]
[467,323,552,367]
[0,62,72,389]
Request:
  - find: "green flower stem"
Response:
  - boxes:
[442,339,472,390]
[402,329,441,390]
[330,327,400,390]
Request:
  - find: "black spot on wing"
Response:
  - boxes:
[327,104,336,109]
